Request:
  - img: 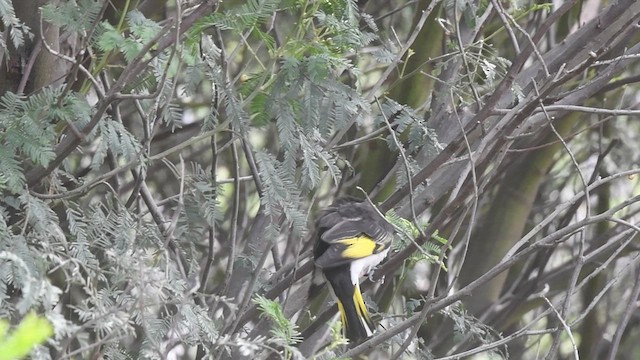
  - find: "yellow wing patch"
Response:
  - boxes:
[337,236,381,259]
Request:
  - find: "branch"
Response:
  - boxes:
[24,0,219,188]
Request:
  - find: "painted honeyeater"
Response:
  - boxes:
[309,197,395,342]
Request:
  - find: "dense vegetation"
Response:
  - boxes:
[1,0,639,359]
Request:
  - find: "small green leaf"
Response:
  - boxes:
[0,312,53,360]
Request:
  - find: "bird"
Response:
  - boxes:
[309,197,395,343]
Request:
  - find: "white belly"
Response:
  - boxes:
[349,248,390,285]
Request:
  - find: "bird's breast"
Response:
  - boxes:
[348,248,390,285]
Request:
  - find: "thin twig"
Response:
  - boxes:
[453,1,482,111]
[532,80,589,359]
[374,97,425,239]
[221,140,241,293]
[490,0,520,54]
[325,0,441,150]
[24,0,219,188]
[541,295,580,360]
[494,104,640,116]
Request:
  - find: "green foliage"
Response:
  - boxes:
[0,0,429,356]
[210,0,280,32]
[184,162,223,229]
[41,0,102,35]
[0,0,430,357]
[95,22,125,53]
[378,99,442,156]
[314,7,377,54]
[0,88,91,193]
[0,312,53,360]
[91,117,142,168]
[92,9,167,98]
[127,10,163,43]
[311,320,350,360]
[443,303,508,358]
[385,209,449,270]
[0,0,31,50]
[95,10,161,63]
[254,295,303,351]
[0,0,443,358]
[255,151,307,235]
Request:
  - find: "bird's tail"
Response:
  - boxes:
[324,266,375,342]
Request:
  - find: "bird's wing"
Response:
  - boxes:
[314,198,394,269]
[319,201,393,243]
